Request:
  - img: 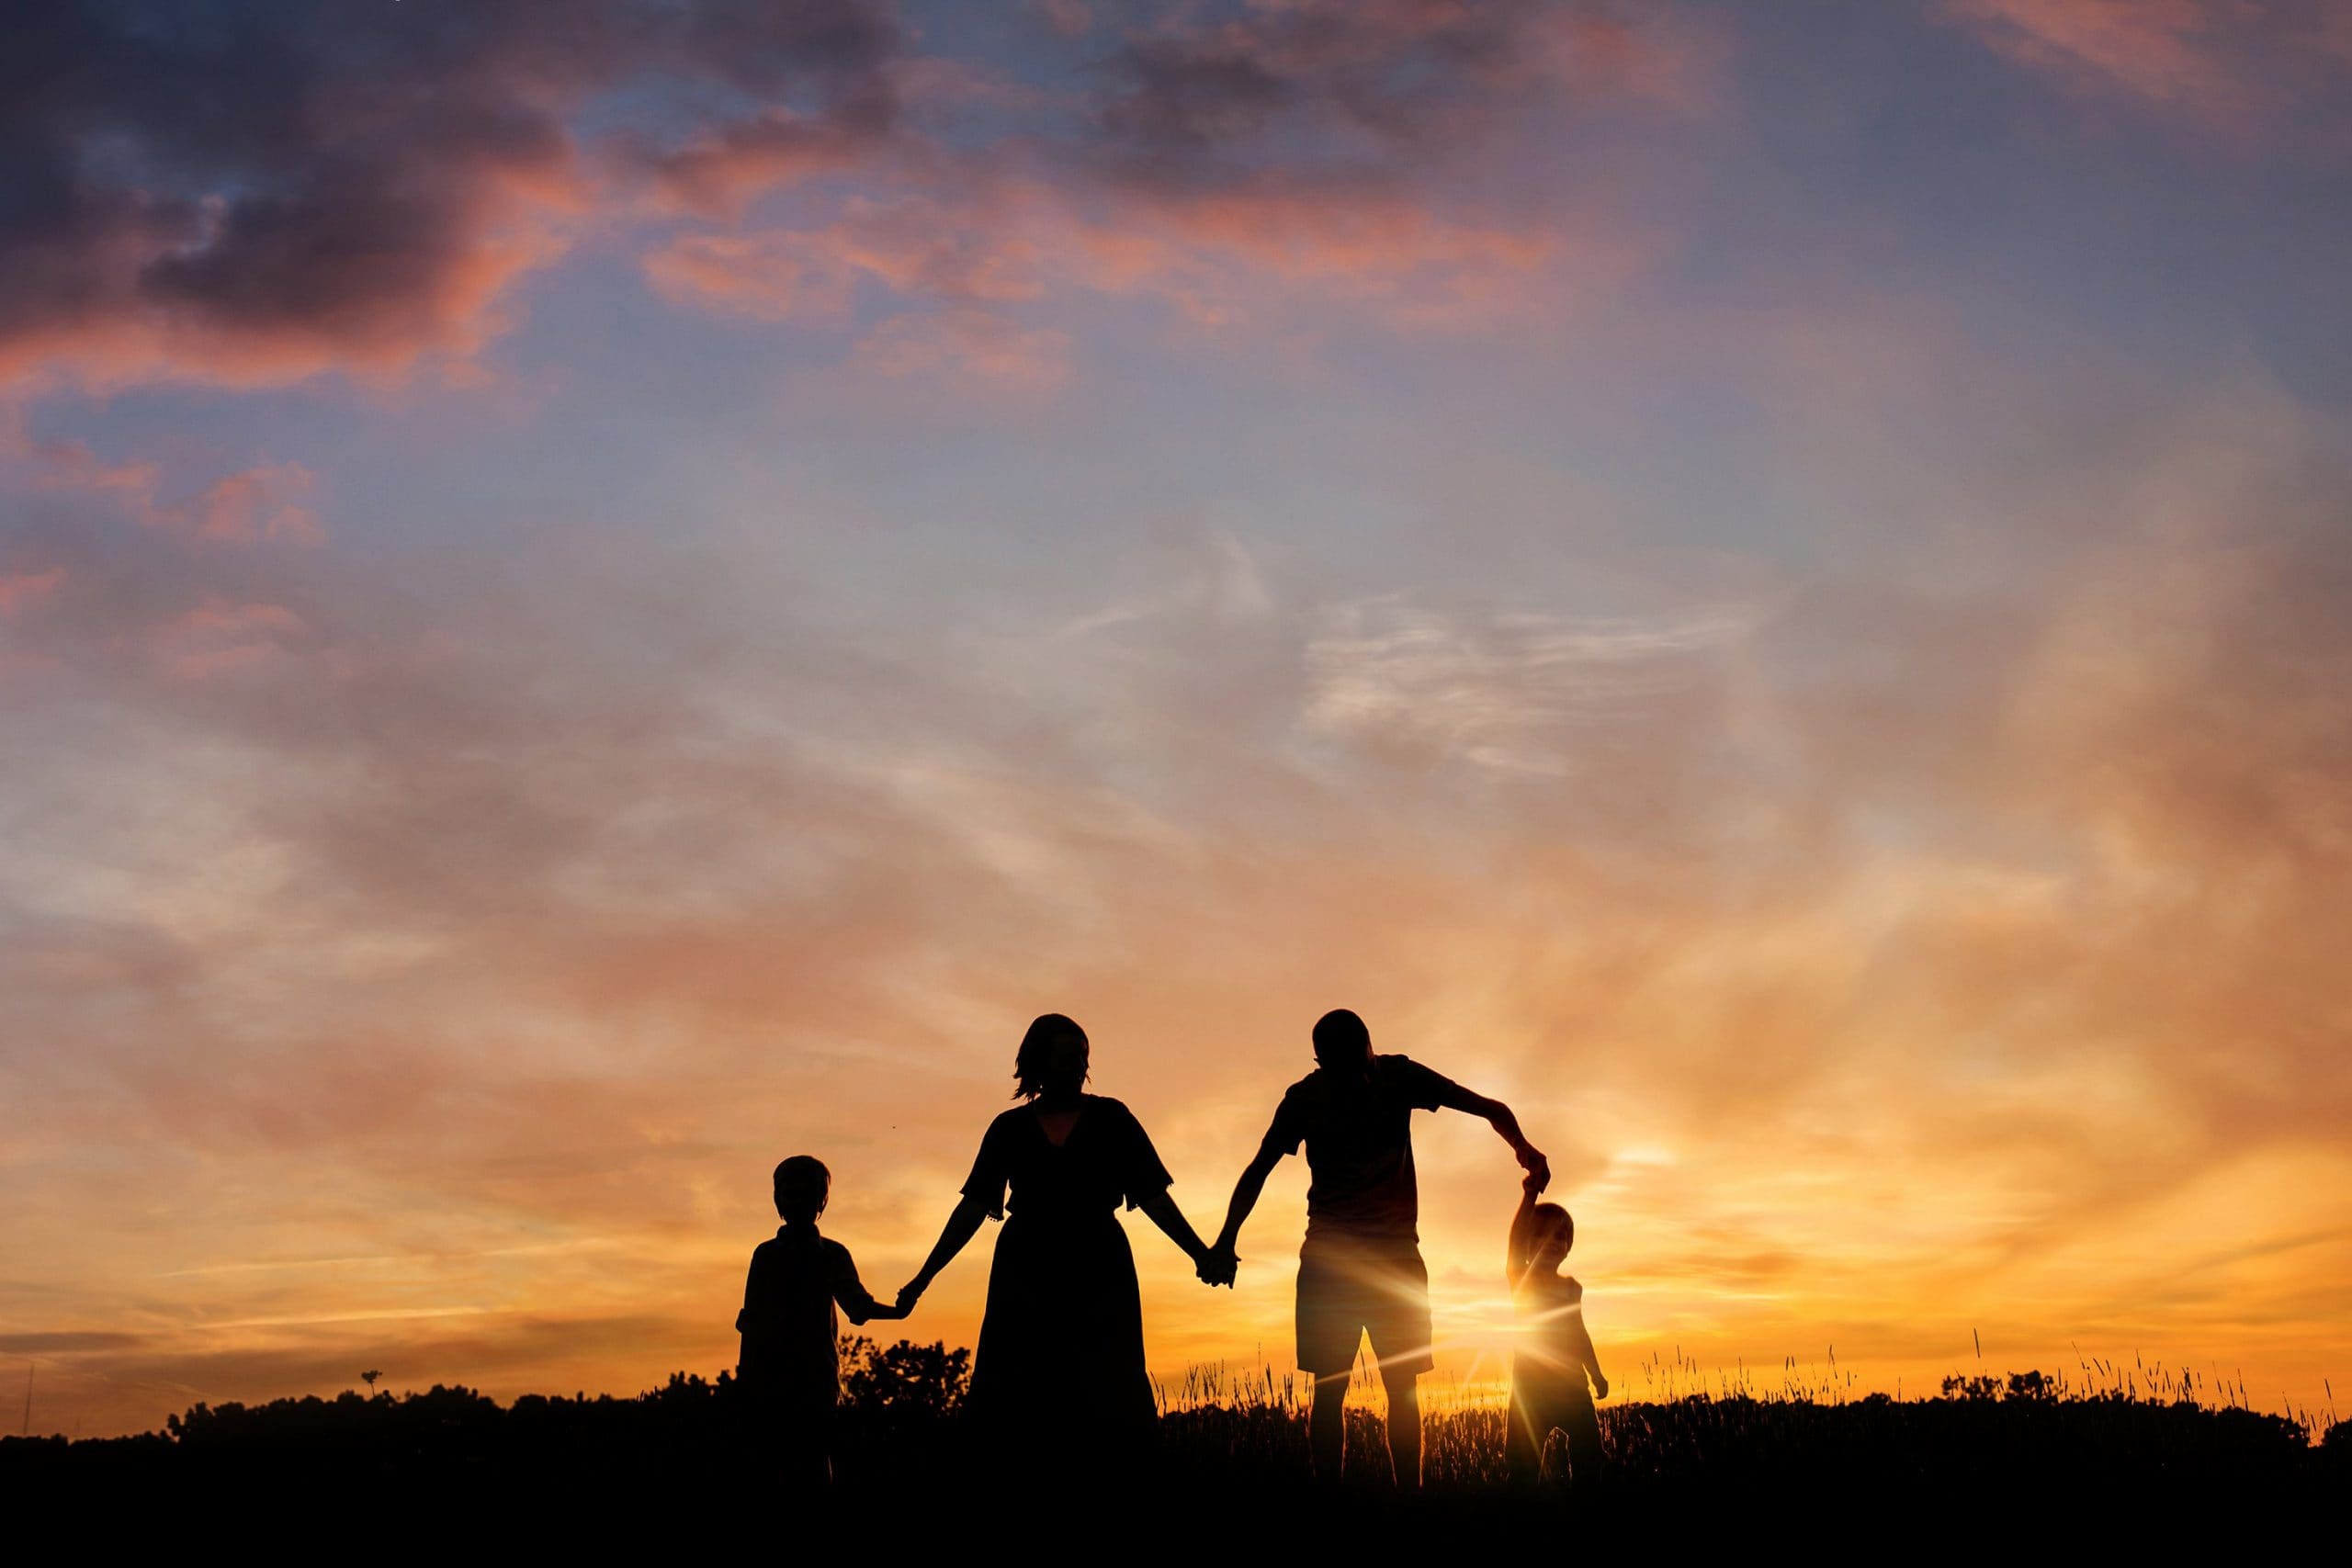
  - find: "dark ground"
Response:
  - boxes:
[5,1343,2344,1547]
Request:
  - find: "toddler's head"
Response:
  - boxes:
[1529,1201,1574,1271]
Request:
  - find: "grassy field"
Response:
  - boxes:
[5,1339,2343,1537]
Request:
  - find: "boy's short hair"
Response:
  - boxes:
[773,1156,831,1221]
[1532,1201,1573,1251]
[1311,1008,1371,1065]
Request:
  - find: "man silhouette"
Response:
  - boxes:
[1203,1008,1547,1487]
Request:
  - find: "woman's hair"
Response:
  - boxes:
[1532,1201,1573,1253]
[1012,1012,1091,1101]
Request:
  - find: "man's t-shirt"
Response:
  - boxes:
[736,1224,883,1400]
[1261,1055,1464,1245]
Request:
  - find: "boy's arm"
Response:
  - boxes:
[832,1249,904,1325]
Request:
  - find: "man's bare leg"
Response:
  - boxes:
[1310,1372,1349,1481]
[1383,1367,1422,1489]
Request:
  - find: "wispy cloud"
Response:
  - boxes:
[1305,598,1753,775]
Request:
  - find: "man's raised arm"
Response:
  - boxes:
[1438,1079,1550,1191]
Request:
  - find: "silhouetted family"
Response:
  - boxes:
[734,1009,1609,1491]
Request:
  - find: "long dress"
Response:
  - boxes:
[959,1094,1172,1461]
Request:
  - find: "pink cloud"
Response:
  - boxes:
[644,194,1054,323]
[5,411,324,547]
[161,598,309,681]
[1027,0,1093,41]
[1948,0,2239,107]
[1,2,910,394]
[629,0,1694,376]
[181,464,326,547]
[1063,181,1580,329]
[644,175,1620,375]
[851,310,1074,392]
[642,232,858,323]
[627,111,878,220]
[0,567,65,613]
[1944,0,2352,128]
[0,148,591,397]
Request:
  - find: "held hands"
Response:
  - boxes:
[1518,1143,1552,1195]
[1196,1242,1238,1288]
[895,1277,928,1314]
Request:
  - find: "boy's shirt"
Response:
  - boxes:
[736,1223,884,1398]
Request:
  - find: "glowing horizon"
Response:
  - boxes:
[4,1,2349,1438]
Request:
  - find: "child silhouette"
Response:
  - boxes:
[1505,1170,1609,1486]
[736,1156,908,1486]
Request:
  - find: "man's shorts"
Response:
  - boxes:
[1295,1234,1434,1378]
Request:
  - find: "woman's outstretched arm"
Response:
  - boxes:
[899,1196,990,1308]
[1134,1187,1212,1270]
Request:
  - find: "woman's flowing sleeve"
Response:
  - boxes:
[1119,1104,1176,1211]
[959,1116,1012,1221]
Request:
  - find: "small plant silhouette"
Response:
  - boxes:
[360,1370,381,1393]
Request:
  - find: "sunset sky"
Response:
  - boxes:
[5,1,2349,1438]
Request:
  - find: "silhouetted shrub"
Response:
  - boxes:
[841,1335,969,1417]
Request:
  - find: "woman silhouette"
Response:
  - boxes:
[899,1014,1214,1462]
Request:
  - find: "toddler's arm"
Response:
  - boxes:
[1506,1170,1542,1289]
[1566,1280,1608,1398]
